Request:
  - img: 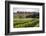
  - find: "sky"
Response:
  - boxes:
[13,8,39,13]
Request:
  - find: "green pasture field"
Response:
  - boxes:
[13,18,39,28]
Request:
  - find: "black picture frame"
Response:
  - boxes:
[5,1,45,35]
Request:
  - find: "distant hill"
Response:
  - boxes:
[13,11,39,18]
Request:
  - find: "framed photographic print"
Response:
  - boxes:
[5,1,45,35]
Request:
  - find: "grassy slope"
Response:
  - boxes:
[13,18,39,28]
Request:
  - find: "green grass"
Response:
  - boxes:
[13,18,39,28]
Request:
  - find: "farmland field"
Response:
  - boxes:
[13,12,39,28]
[13,18,39,28]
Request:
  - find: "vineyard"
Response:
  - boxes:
[13,18,39,28]
[13,12,39,28]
